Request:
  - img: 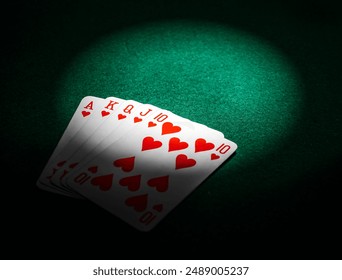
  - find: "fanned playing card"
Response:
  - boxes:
[37,96,109,196]
[49,99,142,193]
[37,96,237,231]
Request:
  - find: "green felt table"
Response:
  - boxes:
[2,0,342,259]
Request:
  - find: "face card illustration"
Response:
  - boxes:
[65,108,237,231]
[36,96,107,192]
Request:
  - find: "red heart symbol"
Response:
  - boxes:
[47,167,57,179]
[125,194,148,212]
[134,117,142,123]
[90,174,113,191]
[88,166,98,173]
[211,153,220,160]
[153,204,163,212]
[162,122,181,135]
[142,136,162,151]
[113,156,135,172]
[169,137,188,152]
[101,110,110,117]
[148,121,157,127]
[175,154,196,169]
[57,160,66,167]
[119,175,141,191]
[81,111,90,117]
[118,114,126,120]
[195,138,215,152]
[69,162,78,169]
[147,176,169,192]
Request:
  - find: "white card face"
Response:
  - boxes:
[81,104,165,157]
[44,97,125,191]
[172,114,225,140]
[59,103,163,188]
[65,107,237,231]
[53,100,147,190]
[63,108,198,187]
[36,96,108,193]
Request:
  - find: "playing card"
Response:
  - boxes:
[58,103,162,189]
[52,100,148,191]
[62,107,225,193]
[37,96,124,195]
[62,107,202,191]
[65,107,237,231]
[36,96,106,195]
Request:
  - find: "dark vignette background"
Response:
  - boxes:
[1,0,342,259]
